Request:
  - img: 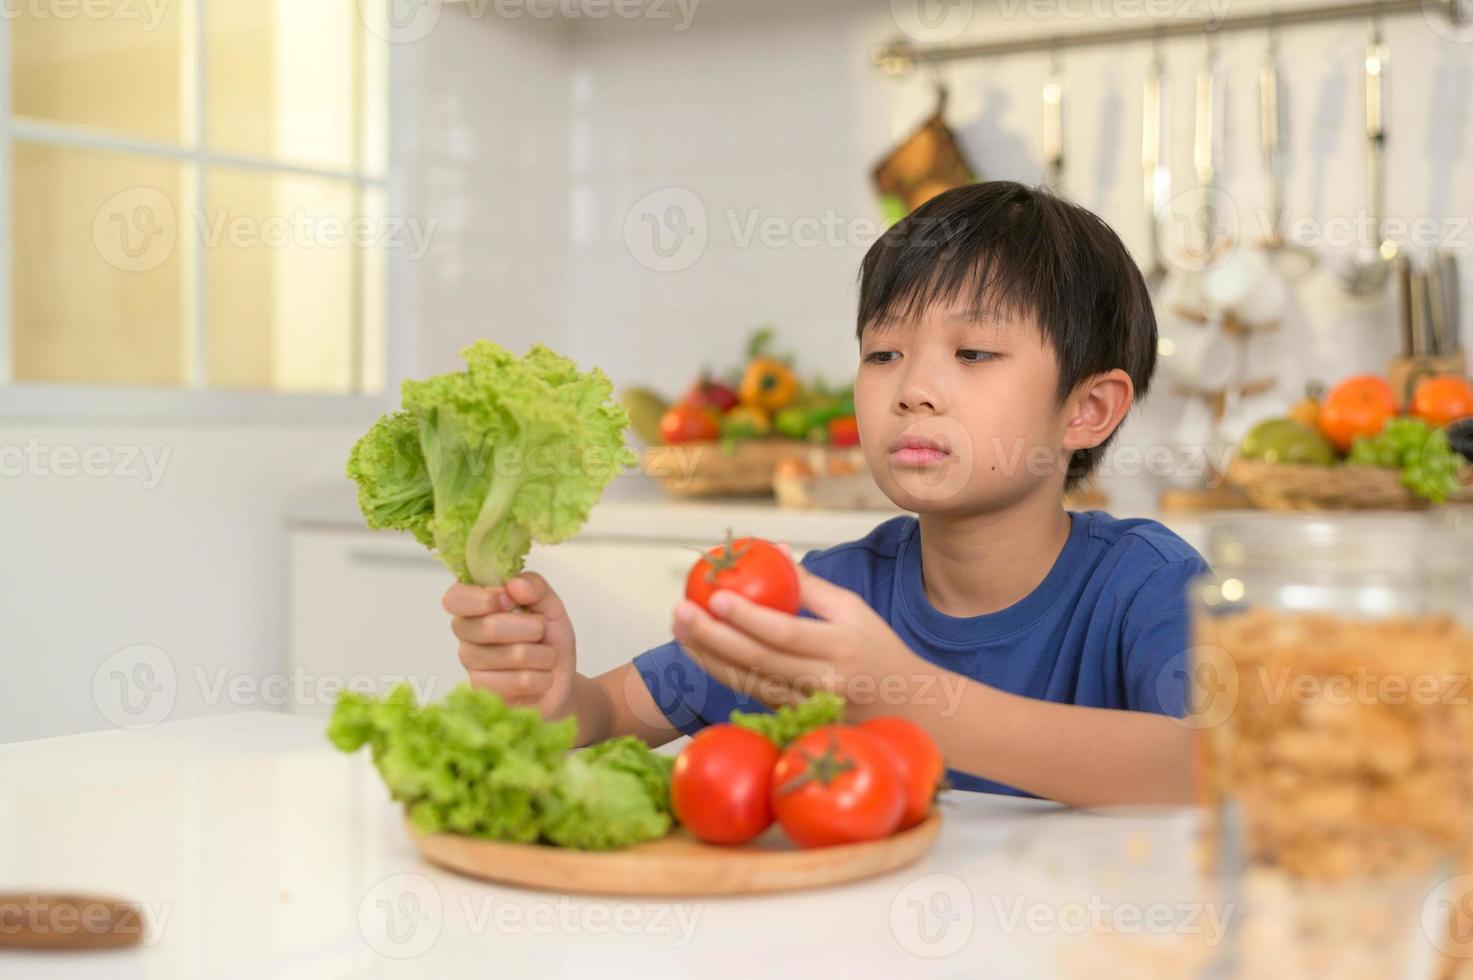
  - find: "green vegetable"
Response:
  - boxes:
[329,684,675,850]
[346,341,636,586]
[730,691,845,747]
[541,751,673,851]
[344,411,436,548]
[576,735,676,804]
[1240,418,1335,466]
[773,406,811,440]
[1349,417,1462,503]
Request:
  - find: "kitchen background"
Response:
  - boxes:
[3,0,1471,742]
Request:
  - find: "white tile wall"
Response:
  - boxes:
[11,0,1472,742]
[405,0,1473,512]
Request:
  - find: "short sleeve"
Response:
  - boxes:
[631,640,770,736]
[1120,558,1213,717]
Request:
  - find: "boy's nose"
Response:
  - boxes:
[897,381,942,413]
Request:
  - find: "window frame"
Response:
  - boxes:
[0,3,407,421]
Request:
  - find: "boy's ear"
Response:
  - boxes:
[1061,369,1135,453]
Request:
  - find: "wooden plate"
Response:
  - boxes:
[409,811,942,897]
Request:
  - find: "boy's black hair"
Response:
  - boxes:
[856,180,1157,491]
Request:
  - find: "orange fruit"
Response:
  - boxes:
[1317,375,1398,453]
[1411,375,1473,430]
[1288,396,1321,430]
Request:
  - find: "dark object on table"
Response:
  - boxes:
[1449,418,1473,464]
[0,892,146,949]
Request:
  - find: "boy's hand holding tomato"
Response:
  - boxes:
[676,534,929,714]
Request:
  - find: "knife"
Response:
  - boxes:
[1396,255,1417,357]
[1410,266,1437,359]
[1438,251,1462,355]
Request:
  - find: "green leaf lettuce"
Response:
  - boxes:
[346,341,635,586]
[330,684,676,851]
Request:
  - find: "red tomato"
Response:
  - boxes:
[681,377,740,415]
[685,532,800,616]
[771,726,905,848]
[859,717,945,829]
[660,404,720,445]
[827,416,860,448]
[671,725,781,845]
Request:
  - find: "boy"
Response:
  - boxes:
[444,181,1209,806]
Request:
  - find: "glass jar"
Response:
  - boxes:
[1189,513,1473,979]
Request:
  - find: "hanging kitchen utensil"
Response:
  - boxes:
[1160,37,1223,320]
[1043,47,1066,193]
[1427,250,1453,357]
[1395,254,1417,357]
[1192,36,1226,269]
[1339,21,1397,296]
[1257,28,1317,280]
[1410,265,1437,358]
[872,74,979,217]
[1142,38,1170,293]
[1434,251,1463,356]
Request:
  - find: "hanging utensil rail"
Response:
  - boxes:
[874,0,1464,72]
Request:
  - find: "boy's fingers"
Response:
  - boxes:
[452,611,545,645]
[796,566,858,619]
[458,643,558,673]
[464,667,557,704]
[443,583,504,617]
[706,590,830,657]
[507,573,569,624]
[673,601,815,680]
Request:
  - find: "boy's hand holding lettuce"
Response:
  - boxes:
[347,340,635,586]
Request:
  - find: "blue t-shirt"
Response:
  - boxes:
[633,510,1211,797]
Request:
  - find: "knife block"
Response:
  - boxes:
[1389,353,1468,407]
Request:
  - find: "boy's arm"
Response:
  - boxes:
[860,683,1195,807]
[670,564,1197,807]
[560,666,683,749]
[446,577,682,749]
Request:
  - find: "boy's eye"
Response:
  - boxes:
[863,350,899,365]
[957,349,997,363]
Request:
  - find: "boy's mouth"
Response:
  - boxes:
[888,433,951,467]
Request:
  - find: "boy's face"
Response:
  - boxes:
[854,299,1072,513]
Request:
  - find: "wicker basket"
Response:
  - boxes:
[1225,457,1473,513]
[642,439,809,497]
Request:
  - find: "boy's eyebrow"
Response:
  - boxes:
[950,308,1005,324]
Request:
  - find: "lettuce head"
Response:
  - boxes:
[347,341,634,585]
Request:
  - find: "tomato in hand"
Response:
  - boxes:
[686,531,800,616]
[771,726,905,848]
[671,724,781,845]
[660,404,721,445]
[859,717,945,829]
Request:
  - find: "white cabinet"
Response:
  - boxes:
[288,529,463,715]
[286,524,844,716]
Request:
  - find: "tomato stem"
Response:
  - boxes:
[776,732,854,796]
[701,528,749,585]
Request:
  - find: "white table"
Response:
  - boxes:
[9,712,1353,979]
